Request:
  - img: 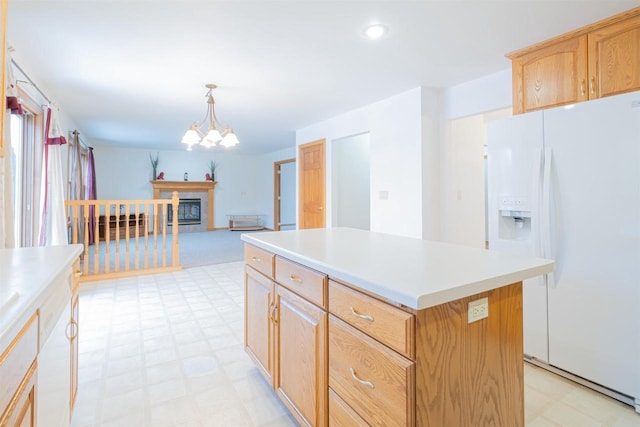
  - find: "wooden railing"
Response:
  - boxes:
[65,192,181,282]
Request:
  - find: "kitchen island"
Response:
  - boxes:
[241,227,554,426]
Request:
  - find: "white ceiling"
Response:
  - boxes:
[7,1,638,154]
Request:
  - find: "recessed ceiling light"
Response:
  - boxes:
[363,24,388,40]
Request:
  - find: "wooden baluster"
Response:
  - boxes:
[135,204,140,270]
[161,202,167,267]
[93,203,100,275]
[172,191,180,268]
[124,203,131,272]
[153,203,159,268]
[105,203,112,274]
[71,204,79,244]
[83,205,90,277]
[115,203,121,273]
[144,203,149,270]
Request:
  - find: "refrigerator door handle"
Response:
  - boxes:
[532,148,544,258]
[542,147,555,287]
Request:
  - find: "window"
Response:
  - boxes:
[10,90,44,247]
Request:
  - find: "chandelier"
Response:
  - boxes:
[181,83,240,149]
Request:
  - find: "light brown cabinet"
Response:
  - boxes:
[69,261,81,418]
[0,313,38,427]
[509,7,640,114]
[244,250,327,427]
[244,266,274,384]
[244,243,525,426]
[329,315,414,426]
[4,364,37,427]
[274,285,327,427]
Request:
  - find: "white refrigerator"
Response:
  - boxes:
[487,90,640,411]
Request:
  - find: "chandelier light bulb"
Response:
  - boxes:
[220,131,240,148]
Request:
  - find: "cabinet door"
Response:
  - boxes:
[511,35,588,114]
[588,14,640,99]
[70,291,80,418]
[244,267,274,385]
[274,285,327,427]
[4,364,37,427]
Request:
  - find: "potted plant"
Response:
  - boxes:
[149,152,159,180]
[207,160,218,181]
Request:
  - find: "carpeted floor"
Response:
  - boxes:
[85,230,269,272]
[178,230,266,268]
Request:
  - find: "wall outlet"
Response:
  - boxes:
[468,297,489,323]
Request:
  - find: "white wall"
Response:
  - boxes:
[437,69,513,247]
[93,146,262,229]
[421,87,442,240]
[443,69,512,120]
[256,146,296,229]
[297,87,425,239]
[332,133,370,230]
[440,114,487,248]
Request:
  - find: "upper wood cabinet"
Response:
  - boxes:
[588,14,640,99]
[508,7,640,114]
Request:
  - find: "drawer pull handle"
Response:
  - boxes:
[590,77,596,95]
[350,307,374,322]
[580,79,585,97]
[350,368,374,389]
[289,274,303,283]
[269,304,278,324]
[65,320,79,341]
[251,256,261,262]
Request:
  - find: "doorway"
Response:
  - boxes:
[331,133,370,230]
[273,158,296,231]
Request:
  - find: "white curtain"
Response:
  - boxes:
[38,105,67,246]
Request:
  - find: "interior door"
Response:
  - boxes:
[298,139,325,229]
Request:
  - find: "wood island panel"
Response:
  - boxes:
[415,282,524,427]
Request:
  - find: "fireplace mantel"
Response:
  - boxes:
[151,180,217,231]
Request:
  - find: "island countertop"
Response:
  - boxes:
[0,244,83,351]
[241,227,554,310]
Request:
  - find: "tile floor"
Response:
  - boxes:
[71,262,640,427]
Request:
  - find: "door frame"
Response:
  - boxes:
[273,158,295,231]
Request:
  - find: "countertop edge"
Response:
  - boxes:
[242,233,554,310]
[0,244,83,352]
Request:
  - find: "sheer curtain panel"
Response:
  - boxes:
[38,105,67,246]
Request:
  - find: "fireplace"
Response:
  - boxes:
[168,198,201,225]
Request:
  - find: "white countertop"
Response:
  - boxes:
[0,244,83,351]
[241,228,554,310]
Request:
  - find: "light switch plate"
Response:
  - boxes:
[468,297,489,323]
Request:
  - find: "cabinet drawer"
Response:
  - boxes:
[244,244,274,278]
[329,280,415,359]
[329,388,369,427]
[275,256,326,308]
[329,316,414,427]
[0,313,38,419]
